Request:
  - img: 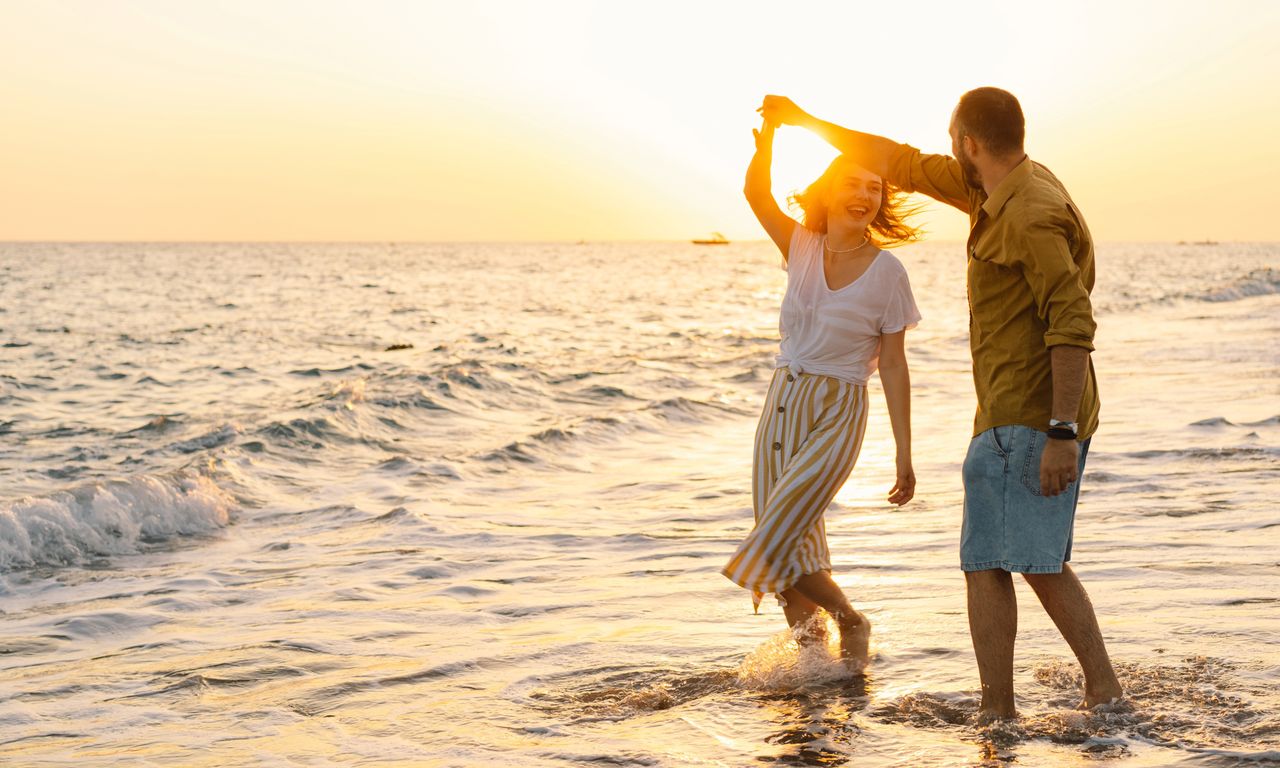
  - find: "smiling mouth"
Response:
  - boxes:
[847,205,871,217]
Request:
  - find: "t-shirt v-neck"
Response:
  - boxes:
[774,226,922,386]
[821,236,881,293]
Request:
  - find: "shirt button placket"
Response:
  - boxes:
[775,368,792,453]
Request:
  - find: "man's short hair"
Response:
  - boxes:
[955,87,1025,157]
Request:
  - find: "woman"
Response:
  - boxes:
[721,109,921,672]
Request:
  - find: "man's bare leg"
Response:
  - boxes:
[966,569,1018,721]
[1022,564,1123,708]
[779,588,827,648]
[791,570,870,670]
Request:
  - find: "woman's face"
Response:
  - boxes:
[827,161,883,232]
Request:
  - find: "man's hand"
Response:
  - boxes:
[888,459,915,506]
[1040,438,1080,496]
[758,95,809,127]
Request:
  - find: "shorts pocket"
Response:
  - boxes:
[988,426,1013,459]
[1020,429,1045,497]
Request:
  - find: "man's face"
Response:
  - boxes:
[950,112,983,191]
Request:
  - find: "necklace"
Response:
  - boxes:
[825,235,868,255]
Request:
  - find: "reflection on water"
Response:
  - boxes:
[0,241,1277,766]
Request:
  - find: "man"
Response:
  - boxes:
[760,88,1123,720]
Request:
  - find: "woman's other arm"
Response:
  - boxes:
[744,119,796,259]
[878,330,915,506]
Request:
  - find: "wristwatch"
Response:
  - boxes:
[1047,419,1078,441]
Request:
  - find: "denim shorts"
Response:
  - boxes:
[960,425,1091,573]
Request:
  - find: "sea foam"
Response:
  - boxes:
[0,471,234,571]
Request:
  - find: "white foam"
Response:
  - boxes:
[735,618,859,691]
[1196,267,1280,302]
[0,472,234,571]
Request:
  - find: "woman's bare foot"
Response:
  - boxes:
[836,611,871,672]
[792,615,828,649]
[1079,692,1131,712]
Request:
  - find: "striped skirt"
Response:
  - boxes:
[722,367,869,612]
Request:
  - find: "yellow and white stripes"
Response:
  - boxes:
[722,367,868,611]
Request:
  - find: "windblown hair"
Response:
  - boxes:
[955,86,1025,157]
[789,156,922,247]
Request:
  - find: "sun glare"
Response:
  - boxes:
[0,1,1276,241]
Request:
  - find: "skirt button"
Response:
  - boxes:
[772,441,782,450]
[777,405,785,413]
[786,374,795,382]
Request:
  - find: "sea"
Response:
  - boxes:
[1,240,1277,767]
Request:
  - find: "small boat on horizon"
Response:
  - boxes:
[692,232,730,245]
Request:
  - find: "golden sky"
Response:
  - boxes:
[2,0,1278,242]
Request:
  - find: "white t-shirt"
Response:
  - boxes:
[775,226,922,386]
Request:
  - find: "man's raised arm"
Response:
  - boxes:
[759,95,971,213]
[760,95,898,179]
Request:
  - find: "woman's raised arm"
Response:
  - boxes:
[743,119,796,259]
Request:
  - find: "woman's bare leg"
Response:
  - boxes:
[790,571,871,669]
[779,588,827,648]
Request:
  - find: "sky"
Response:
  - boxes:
[1,0,1278,242]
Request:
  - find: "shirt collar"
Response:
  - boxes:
[980,155,1033,219]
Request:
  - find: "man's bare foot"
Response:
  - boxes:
[837,611,871,672]
[973,707,1018,726]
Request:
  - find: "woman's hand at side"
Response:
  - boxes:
[878,330,914,506]
[888,458,915,506]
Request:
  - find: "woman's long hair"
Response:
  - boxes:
[789,156,922,246]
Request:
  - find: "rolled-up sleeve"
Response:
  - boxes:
[884,143,971,213]
[1018,218,1097,351]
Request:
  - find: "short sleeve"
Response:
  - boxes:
[784,225,820,272]
[880,268,922,334]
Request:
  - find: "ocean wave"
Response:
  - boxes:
[1122,446,1279,461]
[0,471,235,572]
[642,396,751,422]
[1192,267,1280,303]
[161,423,242,455]
[469,397,742,470]
[1102,266,1280,312]
[1189,415,1280,428]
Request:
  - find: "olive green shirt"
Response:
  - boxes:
[885,145,1100,439]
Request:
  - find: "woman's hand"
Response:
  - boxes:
[888,458,915,506]
[758,95,810,127]
[752,118,776,152]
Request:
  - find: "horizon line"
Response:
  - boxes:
[0,238,1267,246]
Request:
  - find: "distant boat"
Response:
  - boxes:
[692,232,729,245]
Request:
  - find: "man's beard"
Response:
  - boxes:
[957,150,983,190]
